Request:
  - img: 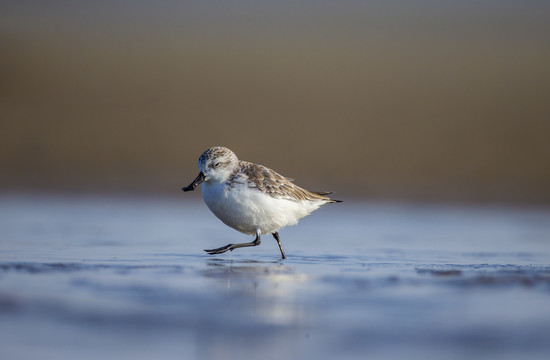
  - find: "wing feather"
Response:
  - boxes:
[232,161,339,202]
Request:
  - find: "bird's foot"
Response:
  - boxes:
[204,244,235,255]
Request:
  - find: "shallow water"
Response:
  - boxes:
[1,193,550,360]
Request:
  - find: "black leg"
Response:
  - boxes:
[272,232,286,259]
[204,231,261,255]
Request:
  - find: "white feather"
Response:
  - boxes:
[203,180,325,235]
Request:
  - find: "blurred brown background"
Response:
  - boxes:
[1,1,550,203]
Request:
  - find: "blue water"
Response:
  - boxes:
[1,193,550,359]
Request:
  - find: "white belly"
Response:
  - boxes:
[202,182,323,235]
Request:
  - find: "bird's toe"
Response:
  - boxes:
[204,244,234,255]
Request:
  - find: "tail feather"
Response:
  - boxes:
[313,191,343,203]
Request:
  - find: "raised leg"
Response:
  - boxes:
[272,232,286,259]
[204,230,261,255]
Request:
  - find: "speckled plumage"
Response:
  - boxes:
[229,161,335,202]
[182,146,341,259]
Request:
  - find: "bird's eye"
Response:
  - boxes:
[213,162,220,168]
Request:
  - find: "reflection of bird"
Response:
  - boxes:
[182,146,342,259]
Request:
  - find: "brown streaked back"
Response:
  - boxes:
[230,161,341,203]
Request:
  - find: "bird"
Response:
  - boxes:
[182,146,341,259]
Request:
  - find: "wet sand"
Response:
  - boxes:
[1,193,550,359]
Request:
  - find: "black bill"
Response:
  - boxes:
[182,172,206,192]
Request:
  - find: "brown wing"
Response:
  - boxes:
[236,161,337,202]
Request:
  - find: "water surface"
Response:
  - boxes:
[1,194,550,359]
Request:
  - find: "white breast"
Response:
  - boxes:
[202,182,324,235]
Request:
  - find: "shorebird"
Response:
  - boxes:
[182,146,341,259]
